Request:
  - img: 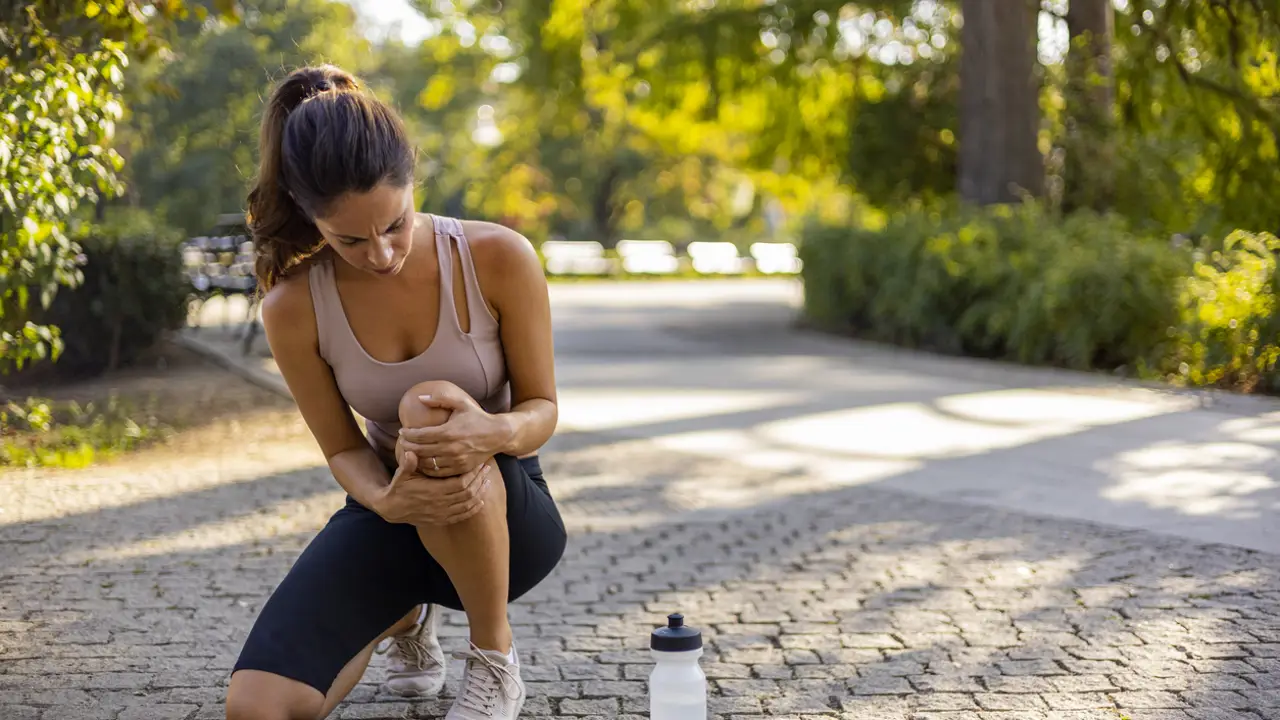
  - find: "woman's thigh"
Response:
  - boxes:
[425,453,568,608]
[229,453,566,695]
[230,499,433,695]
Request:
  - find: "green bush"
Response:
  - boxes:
[802,205,1280,393]
[0,395,171,469]
[801,204,1191,371]
[1162,231,1280,393]
[16,210,191,383]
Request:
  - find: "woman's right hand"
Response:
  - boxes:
[373,450,493,526]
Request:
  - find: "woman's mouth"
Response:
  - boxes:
[370,258,404,276]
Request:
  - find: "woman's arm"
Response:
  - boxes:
[259,273,392,509]
[392,222,558,470]
[472,224,559,457]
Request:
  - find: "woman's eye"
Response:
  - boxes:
[386,221,405,234]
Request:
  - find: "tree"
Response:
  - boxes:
[957,0,1043,205]
[1062,0,1115,212]
[0,1,234,374]
[120,0,371,236]
[1111,0,1280,234]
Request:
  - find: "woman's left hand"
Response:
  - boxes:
[398,386,510,477]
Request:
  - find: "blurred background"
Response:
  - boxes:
[4,0,1280,464]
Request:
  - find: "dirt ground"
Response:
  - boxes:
[0,339,319,474]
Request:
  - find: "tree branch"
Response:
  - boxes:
[1135,11,1279,134]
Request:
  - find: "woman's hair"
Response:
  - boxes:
[246,64,415,291]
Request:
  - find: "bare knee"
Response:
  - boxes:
[399,380,464,429]
[226,670,323,720]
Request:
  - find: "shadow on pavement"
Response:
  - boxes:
[3,411,1279,719]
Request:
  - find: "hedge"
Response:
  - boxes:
[800,203,1280,393]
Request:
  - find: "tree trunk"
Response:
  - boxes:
[958,0,1043,205]
[1062,0,1116,212]
[592,165,621,247]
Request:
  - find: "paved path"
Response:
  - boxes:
[3,280,1280,719]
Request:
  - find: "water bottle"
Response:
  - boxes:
[649,613,707,720]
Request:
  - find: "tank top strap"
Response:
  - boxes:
[430,214,462,324]
[306,255,338,363]
[430,214,495,333]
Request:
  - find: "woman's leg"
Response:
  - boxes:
[226,591,421,720]
[317,606,420,716]
[399,381,512,654]
[228,493,439,717]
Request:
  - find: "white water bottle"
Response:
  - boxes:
[649,613,707,720]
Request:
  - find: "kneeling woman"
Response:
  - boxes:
[225,65,566,720]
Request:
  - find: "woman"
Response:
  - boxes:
[225,65,566,720]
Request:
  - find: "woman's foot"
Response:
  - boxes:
[445,641,525,719]
[375,604,447,697]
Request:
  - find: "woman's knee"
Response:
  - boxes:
[398,380,463,429]
[226,670,323,720]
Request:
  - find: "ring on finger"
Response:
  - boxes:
[431,456,439,471]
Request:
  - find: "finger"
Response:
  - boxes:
[418,392,466,411]
[437,463,491,502]
[391,449,417,483]
[459,461,491,493]
[398,426,451,444]
[397,439,437,456]
[443,496,486,525]
[418,455,462,478]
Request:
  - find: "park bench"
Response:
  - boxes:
[181,213,262,355]
[749,241,802,275]
[687,241,747,275]
[616,239,680,275]
[540,240,613,276]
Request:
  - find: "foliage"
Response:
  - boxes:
[120,0,372,236]
[0,10,127,372]
[17,210,190,382]
[800,204,1191,372]
[1110,0,1280,234]
[0,1,235,376]
[0,394,170,469]
[1162,231,1280,394]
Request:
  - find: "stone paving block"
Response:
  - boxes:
[1040,692,1115,710]
[116,706,199,720]
[5,405,1280,720]
[1114,691,1191,708]
[558,698,619,715]
[1184,711,1266,720]
[337,702,414,719]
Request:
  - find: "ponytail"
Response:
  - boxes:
[246,65,413,291]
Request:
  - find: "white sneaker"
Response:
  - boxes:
[445,641,525,719]
[375,604,447,697]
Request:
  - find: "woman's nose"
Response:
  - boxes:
[368,239,395,268]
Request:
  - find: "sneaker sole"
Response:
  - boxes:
[382,680,446,698]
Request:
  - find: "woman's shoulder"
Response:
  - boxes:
[458,219,539,274]
[260,262,319,344]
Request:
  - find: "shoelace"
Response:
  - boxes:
[375,626,438,671]
[452,644,521,714]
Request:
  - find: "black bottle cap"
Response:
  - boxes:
[650,613,702,652]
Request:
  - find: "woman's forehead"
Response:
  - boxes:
[316,183,411,233]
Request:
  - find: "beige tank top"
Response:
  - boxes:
[309,214,511,463]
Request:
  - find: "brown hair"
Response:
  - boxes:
[246,65,415,291]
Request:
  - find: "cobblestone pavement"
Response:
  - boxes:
[3,416,1280,720]
[6,280,1280,719]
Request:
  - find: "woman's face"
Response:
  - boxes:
[313,182,416,277]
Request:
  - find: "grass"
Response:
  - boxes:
[0,394,172,469]
[0,340,300,470]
